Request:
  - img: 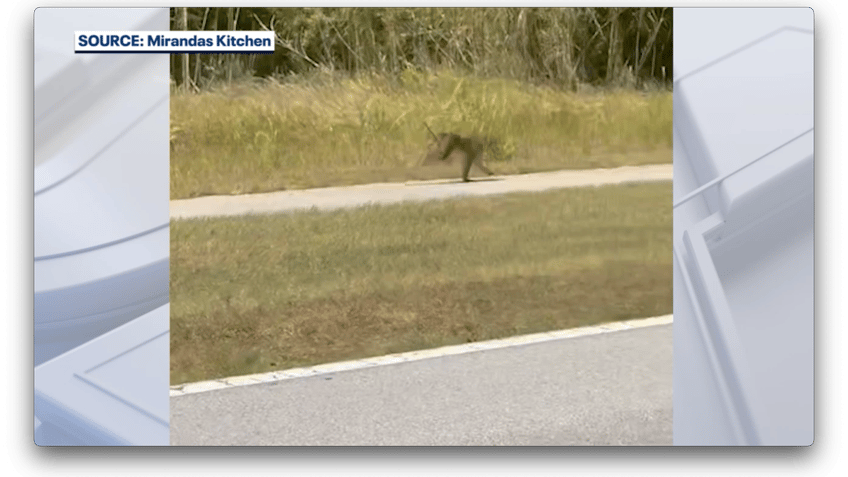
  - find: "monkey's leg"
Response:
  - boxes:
[474,158,495,176]
[461,151,475,182]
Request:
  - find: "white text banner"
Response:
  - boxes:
[74,31,275,53]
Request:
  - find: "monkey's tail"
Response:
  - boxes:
[423,122,439,142]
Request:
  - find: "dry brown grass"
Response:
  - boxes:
[170,72,672,198]
[170,183,671,385]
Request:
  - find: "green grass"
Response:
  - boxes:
[170,182,672,385]
[170,71,672,199]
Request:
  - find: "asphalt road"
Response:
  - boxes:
[170,324,672,446]
[170,164,672,220]
[170,164,673,445]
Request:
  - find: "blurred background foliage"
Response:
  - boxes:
[170,7,672,91]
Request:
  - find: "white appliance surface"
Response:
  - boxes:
[33,8,170,446]
[673,8,813,446]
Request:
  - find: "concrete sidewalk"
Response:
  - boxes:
[170,164,672,220]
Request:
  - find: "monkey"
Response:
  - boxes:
[423,123,498,182]
[436,133,497,182]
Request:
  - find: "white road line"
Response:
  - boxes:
[170,314,673,397]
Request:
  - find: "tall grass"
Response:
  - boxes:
[170,70,672,198]
[172,8,672,90]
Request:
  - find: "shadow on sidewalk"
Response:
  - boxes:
[404,177,505,187]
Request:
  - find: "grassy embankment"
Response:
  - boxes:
[170,71,671,199]
[170,182,671,385]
